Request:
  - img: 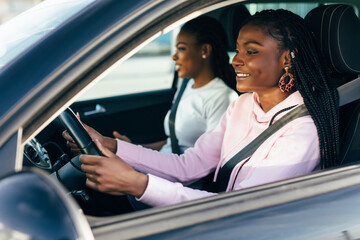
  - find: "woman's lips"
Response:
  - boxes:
[236,73,250,80]
[175,64,180,71]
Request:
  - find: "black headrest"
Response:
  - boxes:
[305,4,360,74]
[219,5,251,51]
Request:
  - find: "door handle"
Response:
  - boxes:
[83,104,106,116]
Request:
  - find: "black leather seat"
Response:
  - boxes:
[218,5,251,51]
[305,4,360,165]
[206,4,251,93]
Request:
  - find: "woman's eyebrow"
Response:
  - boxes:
[176,42,188,47]
[243,40,263,47]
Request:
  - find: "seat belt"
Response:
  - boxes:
[205,76,360,193]
[169,78,190,154]
[205,104,309,193]
[338,76,360,106]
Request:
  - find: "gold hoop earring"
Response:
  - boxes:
[278,67,295,92]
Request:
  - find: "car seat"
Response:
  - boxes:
[198,4,251,94]
[219,5,251,93]
[217,4,251,51]
[304,4,360,165]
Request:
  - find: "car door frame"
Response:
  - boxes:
[89,164,360,239]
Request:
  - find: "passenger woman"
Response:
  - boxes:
[64,9,338,207]
[114,16,238,154]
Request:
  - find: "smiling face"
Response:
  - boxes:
[232,24,290,95]
[172,30,204,79]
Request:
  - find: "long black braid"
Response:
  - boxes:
[181,16,236,91]
[242,9,339,168]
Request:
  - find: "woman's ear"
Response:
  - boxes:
[282,49,292,68]
[201,44,212,59]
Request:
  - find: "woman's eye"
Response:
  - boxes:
[177,47,186,51]
[247,49,258,55]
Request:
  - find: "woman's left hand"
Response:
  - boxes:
[79,139,148,198]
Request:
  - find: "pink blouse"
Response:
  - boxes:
[116,91,320,207]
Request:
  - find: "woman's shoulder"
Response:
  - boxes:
[210,77,233,90]
[233,92,253,104]
[223,92,253,113]
[201,78,238,97]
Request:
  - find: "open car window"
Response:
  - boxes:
[76,30,176,101]
[75,2,336,102]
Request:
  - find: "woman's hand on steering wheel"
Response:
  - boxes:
[113,131,131,143]
[80,139,148,198]
[62,119,117,155]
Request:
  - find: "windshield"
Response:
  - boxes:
[0,0,95,69]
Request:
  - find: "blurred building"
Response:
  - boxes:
[0,0,42,24]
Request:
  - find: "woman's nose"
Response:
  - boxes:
[232,53,244,68]
[172,52,177,61]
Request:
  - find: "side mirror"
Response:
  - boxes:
[0,169,93,239]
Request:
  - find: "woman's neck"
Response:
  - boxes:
[257,89,293,112]
[192,72,215,88]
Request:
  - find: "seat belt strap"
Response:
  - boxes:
[338,76,360,106]
[169,78,190,154]
[207,104,309,193]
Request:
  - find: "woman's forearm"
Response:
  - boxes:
[142,140,167,151]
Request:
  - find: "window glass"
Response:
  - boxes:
[0,0,95,69]
[246,3,319,17]
[77,30,177,101]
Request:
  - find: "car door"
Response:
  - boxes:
[71,89,175,144]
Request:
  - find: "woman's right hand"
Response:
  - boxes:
[63,123,117,155]
[113,131,131,143]
[80,139,148,198]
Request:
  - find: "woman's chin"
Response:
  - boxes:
[178,73,189,79]
[236,84,248,93]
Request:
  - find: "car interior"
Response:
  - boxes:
[21,1,360,219]
[304,4,360,166]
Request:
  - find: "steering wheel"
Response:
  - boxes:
[51,108,101,191]
[58,108,101,156]
[56,108,133,215]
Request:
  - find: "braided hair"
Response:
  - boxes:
[242,9,339,168]
[180,16,236,91]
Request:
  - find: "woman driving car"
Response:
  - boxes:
[63,9,339,209]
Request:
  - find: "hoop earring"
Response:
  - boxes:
[278,67,295,92]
